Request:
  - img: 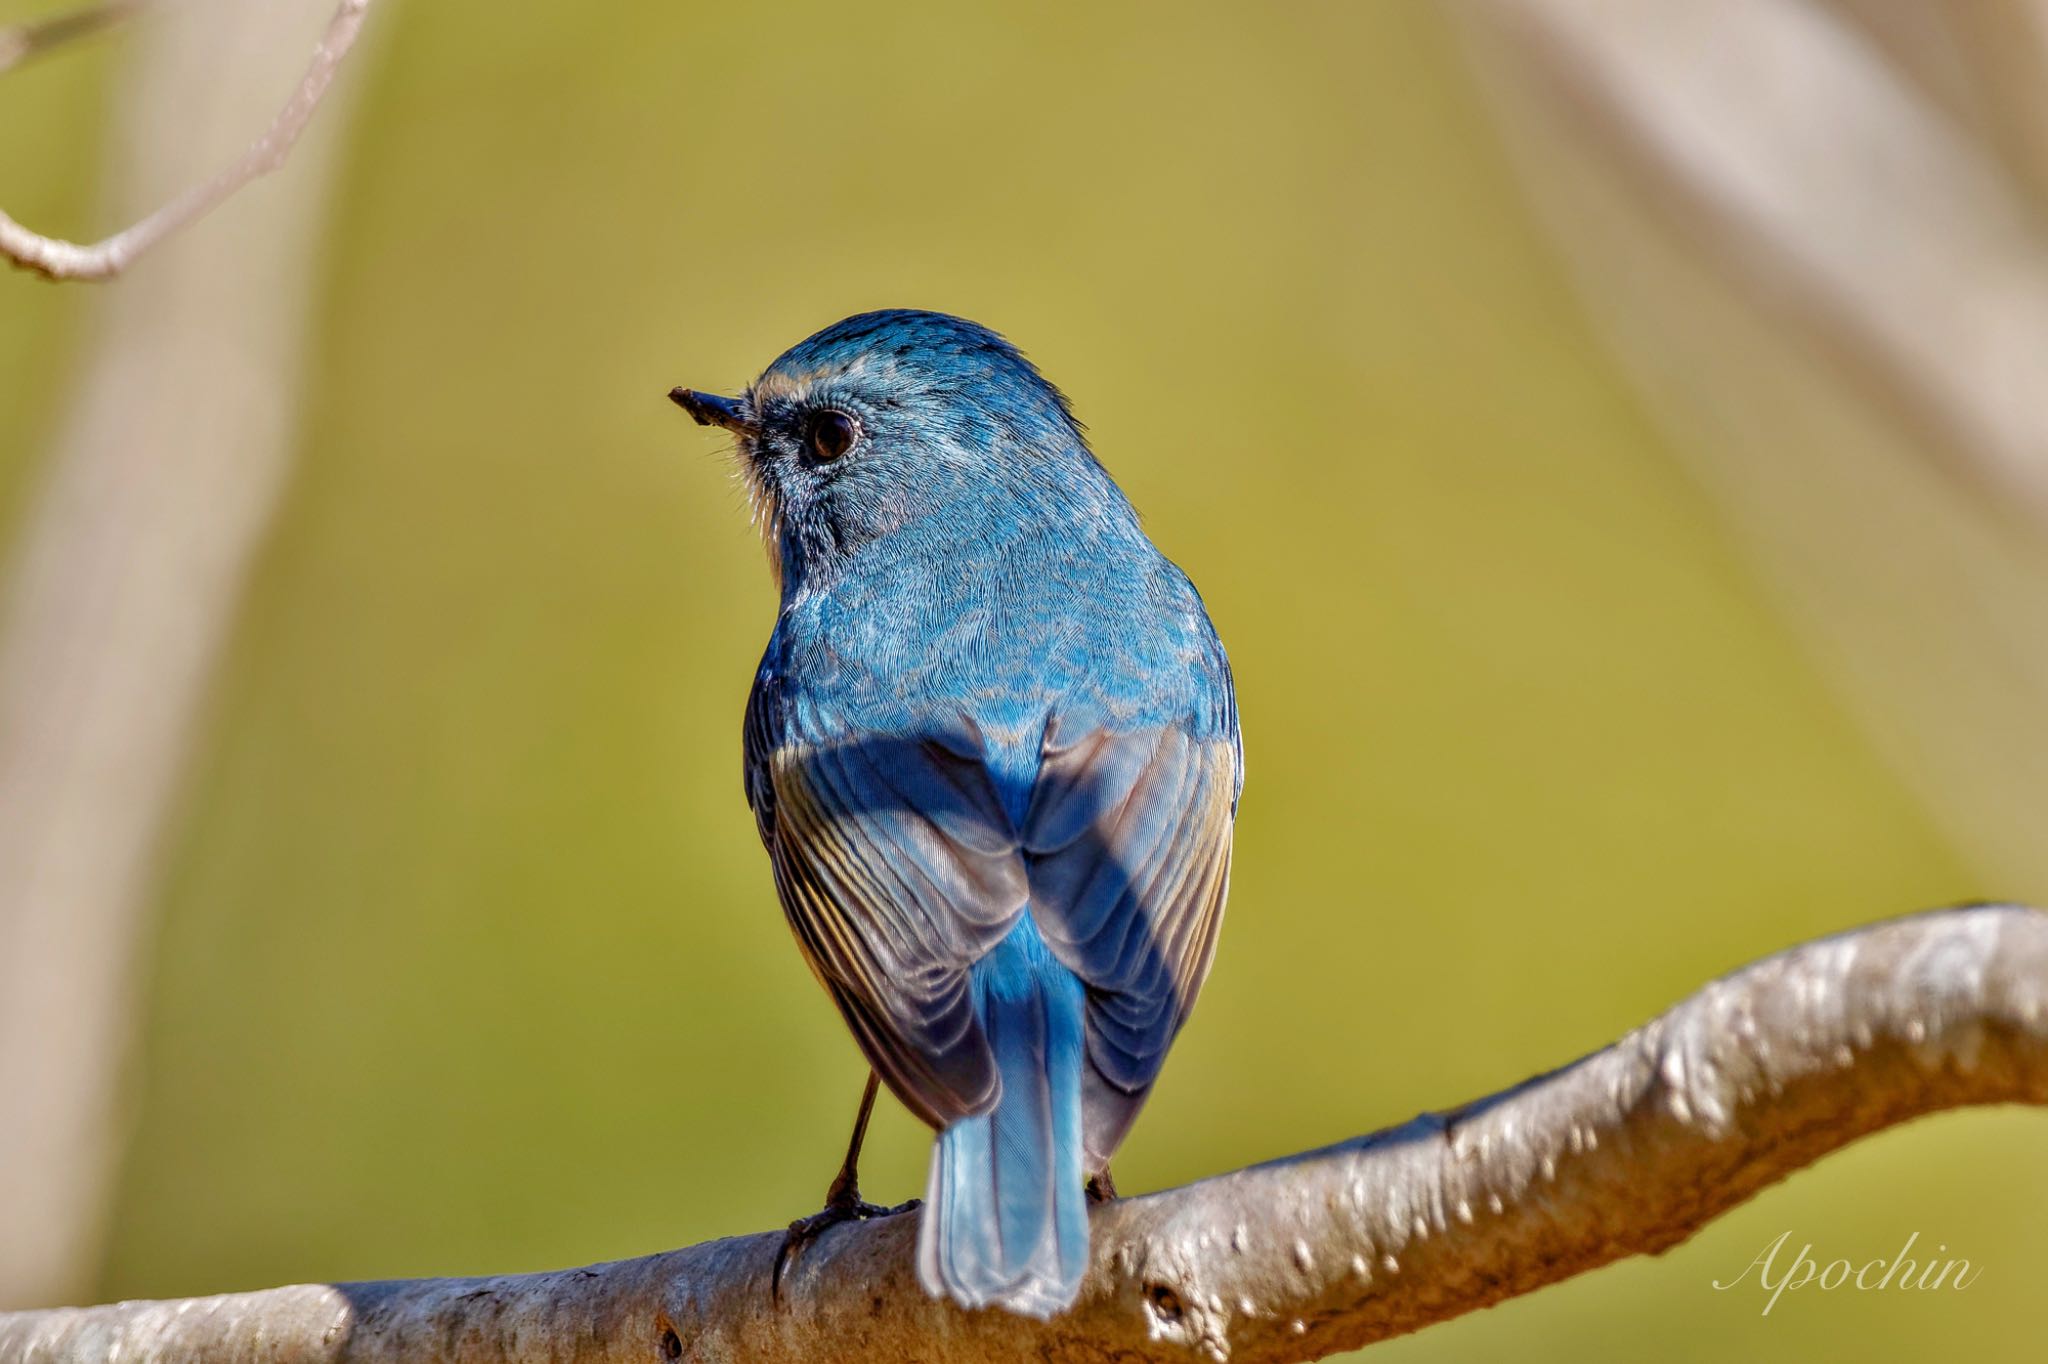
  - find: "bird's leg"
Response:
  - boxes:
[1086,1165,1119,1205]
[817,1070,884,1210]
[772,1071,920,1299]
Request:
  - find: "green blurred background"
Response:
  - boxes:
[3,2,2041,1360]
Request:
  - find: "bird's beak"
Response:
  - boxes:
[668,387,754,435]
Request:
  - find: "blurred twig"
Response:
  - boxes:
[0,0,372,280]
[0,0,149,74]
[2,905,2042,1361]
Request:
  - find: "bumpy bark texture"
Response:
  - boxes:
[4,904,2043,1362]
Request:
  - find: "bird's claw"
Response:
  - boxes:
[770,1192,921,1301]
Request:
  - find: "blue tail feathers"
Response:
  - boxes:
[917,917,1090,1318]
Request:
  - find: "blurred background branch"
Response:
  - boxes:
[0,0,368,1308]
[2,905,2042,1362]
[1452,0,2048,891]
[0,0,371,280]
[0,0,147,75]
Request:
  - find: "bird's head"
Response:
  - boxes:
[671,310,1118,587]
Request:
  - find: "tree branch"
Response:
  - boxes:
[0,0,371,1308]
[1448,0,2048,897]
[0,0,372,281]
[0,0,148,75]
[4,903,2042,1361]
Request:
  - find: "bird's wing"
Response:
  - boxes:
[1021,717,1238,1164]
[748,689,1027,1128]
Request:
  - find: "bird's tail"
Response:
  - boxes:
[917,923,1089,1318]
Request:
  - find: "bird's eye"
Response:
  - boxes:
[807,410,860,462]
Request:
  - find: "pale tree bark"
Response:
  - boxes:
[1450,0,2048,897]
[0,0,370,1309]
[2,904,2041,1362]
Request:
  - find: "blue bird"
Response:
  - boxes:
[671,310,1240,1318]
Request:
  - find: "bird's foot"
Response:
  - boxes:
[771,1186,920,1300]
